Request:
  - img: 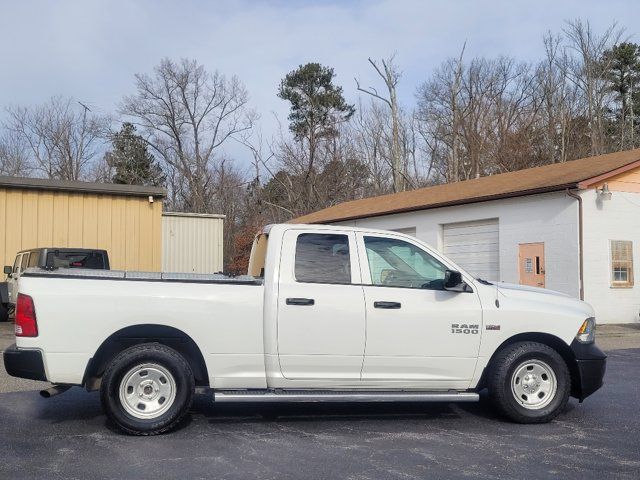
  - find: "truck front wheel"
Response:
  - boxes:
[100,343,195,435]
[488,341,570,423]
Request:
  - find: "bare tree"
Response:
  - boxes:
[417,53,541,181]
[0,131,32,176]
[534,32,588,163]
[4,97,109,180]
[356,55,407,192]
[120,58,255,213]
[563,19,625,155]
[416,45,469,183]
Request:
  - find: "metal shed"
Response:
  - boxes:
[0,176,165,271]
[161,212,225,273]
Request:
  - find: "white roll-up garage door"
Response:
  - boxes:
[442,219,499,281]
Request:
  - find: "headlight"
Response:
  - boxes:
[576,317,596,344]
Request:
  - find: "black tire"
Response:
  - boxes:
[0,304,8,323]
[100,343,194,435]
[488,341,570,424]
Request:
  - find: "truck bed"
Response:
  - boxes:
[22,268,263,285]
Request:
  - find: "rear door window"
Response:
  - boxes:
[294,233,351,284]
[46,251,106,269]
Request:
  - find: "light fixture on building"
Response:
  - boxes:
[148,195,154,203]
[597,183,612,201]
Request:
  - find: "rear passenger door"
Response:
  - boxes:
[276,230,366,382]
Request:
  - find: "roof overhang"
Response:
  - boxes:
[577,158,640,189]
[300,183,579,224]
[162,212,225,219]
[0,176,166,198]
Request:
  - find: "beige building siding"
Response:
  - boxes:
[162,212,224,273]
[592,167,640,193]
[0,188,163,271]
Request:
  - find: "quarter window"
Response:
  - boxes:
[610,240,633,288]
[364,236,447,289]
[20,254,29,271]
[294,233,351,284]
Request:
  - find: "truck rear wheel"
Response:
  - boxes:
[100,343,194,435]
[488,341,570,423]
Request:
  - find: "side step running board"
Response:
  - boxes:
[214,390,479,403]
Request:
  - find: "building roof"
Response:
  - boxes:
[0,175,166,198]
[163,212,226,219]
[292,148,640,224]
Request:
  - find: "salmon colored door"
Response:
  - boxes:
[519,243,545,288]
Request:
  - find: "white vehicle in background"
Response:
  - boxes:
[3,224,605,435]
[0,248,110,322]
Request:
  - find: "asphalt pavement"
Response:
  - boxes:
[0,326,638,479]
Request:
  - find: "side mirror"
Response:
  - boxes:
[443,270,466,292]
[4,266,12,276]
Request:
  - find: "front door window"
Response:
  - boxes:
[364,236,447,290]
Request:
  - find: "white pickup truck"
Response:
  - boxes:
[3,224,606,435]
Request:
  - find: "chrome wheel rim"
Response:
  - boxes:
[119,363,176,419]
[510,359,557,410]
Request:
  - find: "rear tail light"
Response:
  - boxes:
[15,293,38,337]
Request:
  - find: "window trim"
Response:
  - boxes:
[610,240,634,289]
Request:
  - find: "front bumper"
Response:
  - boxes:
[2,343,47,381]
[570,339,606,401]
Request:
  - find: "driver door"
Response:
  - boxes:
[357,233,482,389]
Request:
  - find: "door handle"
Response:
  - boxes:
[374,301,401,309]
[286,297,315,306]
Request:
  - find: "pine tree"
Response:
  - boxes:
[603,42,640,148]
[105,123,166,186]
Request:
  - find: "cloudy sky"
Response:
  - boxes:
[1,0,639,166]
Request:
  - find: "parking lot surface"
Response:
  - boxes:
[1,339,638,479]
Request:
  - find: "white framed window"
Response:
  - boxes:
[610,240,634,288]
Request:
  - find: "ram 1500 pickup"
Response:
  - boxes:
[3,224,606,435]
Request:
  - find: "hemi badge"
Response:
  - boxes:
[486,325,501,331]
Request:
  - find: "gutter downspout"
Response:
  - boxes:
[565,189,584,300]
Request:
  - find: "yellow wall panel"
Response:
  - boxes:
[5,191,22,265]
[96,195,112,254]
[82,194,98,248]
[52,193,69,246]
[0,188,162,272]
[37,192,54,247]
[0,190,5,267]
[138,201,154,270]
[67,194,84,246]
[110,198,127,270]
[125,198,140,270]
[21,191,39,250]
